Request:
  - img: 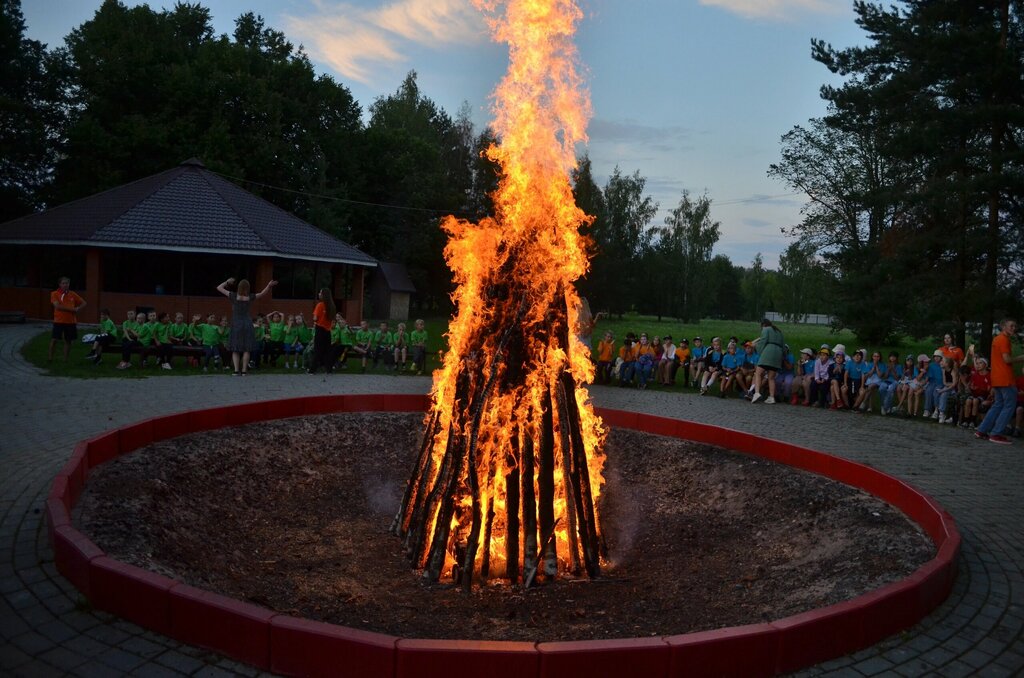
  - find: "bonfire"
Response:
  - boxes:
[391,0,607,590]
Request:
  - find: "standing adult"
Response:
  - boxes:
[750,318,784,404]
[49,276,86,362]
[216,277,276,375]
[975,318,1024,444]
[308,287,336,374]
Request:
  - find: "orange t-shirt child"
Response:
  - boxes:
[990,333,1014,388]
[596,338,615,363]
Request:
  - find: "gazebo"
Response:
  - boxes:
[0,159,376,324]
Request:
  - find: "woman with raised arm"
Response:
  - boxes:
[216,277,277,376]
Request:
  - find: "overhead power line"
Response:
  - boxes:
[211,170,476,218]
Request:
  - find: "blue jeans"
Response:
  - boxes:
[637,361,654,387]
[978,386,1017,436]
[879,381,897,411]
[923,382,939,412]
[619,361,635,385]
[937,388,952,416]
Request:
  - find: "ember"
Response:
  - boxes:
[391,0,606,589]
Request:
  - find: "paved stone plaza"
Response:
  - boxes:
[0,322,1021,676]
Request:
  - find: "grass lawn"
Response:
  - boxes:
[21,315,455,379]
[22,314,941,379]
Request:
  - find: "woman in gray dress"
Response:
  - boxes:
[750,318,785,404]
[216,277,277,375]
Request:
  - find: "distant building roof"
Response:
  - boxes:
[376,261,417,293]
[0,158,377,267]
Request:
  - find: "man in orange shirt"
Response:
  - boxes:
[49,276,86,362]
[976,318,1024,444]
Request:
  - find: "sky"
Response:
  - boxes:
[22,0,866,270]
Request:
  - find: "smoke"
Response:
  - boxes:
[601,468,642,570]
[363,474,401,516]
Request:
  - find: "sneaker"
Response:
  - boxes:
[764,396,775,404]
[988,434,1012,445]
[937,415,945,424]
[923,410,931,418]
[751,392,763,404]
[161,363,172,370]
[931,410,939,420]
[789,395,799,405]
[202,366,208,373]
[974,431,989,440]
[141,360,148,368]
[880,408,888,416]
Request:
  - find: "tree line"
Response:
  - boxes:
[8,0,1016,345]
[770,0,1024,353]
[4,0,809,321]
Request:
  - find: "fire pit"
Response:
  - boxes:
[48,394,960,677]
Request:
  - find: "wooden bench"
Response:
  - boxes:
[106,343,208,359]
[0,311,26,323]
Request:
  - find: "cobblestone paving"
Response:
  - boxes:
[1,322,1021,676]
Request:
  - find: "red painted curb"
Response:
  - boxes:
[271,615,398,678]
[397,638,540,678]
[52,525,104,599]
[90,556,176,635]
[538,637,671,678]
[169,583,275,670]
[49,396,960,677]
[666,623,779,677]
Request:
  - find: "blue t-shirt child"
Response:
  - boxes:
[846,359,865,383]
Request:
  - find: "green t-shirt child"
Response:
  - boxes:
[199,323,221,347]
[169,322,188,342]
[122,319,140,341]
[154,321,170,344]
[137,322,155,346]
[99,317,118,339]
[411,329,428,347]
[268,321,285,342]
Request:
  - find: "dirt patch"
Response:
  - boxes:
[76,412,934,641]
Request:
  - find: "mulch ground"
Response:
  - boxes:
[76,412,934,642]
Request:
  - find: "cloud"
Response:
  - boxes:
[698,0,842,21]
[284,0,484,84]
[589,118,691,146]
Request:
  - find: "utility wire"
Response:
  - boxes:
[213,168,802,214]
[712,192,803,206]
[211,169,477,218]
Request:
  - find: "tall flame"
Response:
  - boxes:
[394,0,606,587]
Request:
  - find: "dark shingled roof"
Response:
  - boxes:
[376,261,417,293]
[0,158,377,267]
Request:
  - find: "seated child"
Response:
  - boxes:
[117,310,143,370]
[410,319,428,374]
[393,322,408,371]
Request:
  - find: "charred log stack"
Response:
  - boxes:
[391,272,604,591]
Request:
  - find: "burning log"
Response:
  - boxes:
[392,0,606,589]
